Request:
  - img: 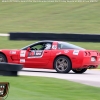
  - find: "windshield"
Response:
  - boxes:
[58,42,85,50]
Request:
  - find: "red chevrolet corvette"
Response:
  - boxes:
[0,40,100,73]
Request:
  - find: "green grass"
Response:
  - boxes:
[0,2,100,33]
[0,76,100,100]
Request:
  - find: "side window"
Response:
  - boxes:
[58,43,61,49]
[31,45,43,50]
[58,43,69,49]
[30,42,52,50]
[30,43,45,50]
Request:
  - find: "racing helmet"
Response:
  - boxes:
[45,43,51,50]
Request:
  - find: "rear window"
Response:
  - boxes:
[58,42,85,50]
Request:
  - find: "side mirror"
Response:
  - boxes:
[27,47,31,51]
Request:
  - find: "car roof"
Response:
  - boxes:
[37,40,56,42]
[21,40,57,50]
[33,40,59,44]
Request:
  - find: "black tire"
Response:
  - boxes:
[72,68,87,74]
[0,53,7,62]
[54,56,72,73]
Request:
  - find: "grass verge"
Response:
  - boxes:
[0,2,100,33]
[0,76,100,100]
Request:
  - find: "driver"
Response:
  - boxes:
[45,43,51,50]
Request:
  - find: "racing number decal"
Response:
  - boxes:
[20,51,26,57]
[20,50,26,63]
[73,50,80,55]
[28,50,43,58]
[52,45,57,50]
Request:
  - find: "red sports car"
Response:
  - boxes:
[0,40,100,73]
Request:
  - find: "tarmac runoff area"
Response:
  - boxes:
[18,68,100,87]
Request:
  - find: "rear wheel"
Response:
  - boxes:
[0,54,7,62]
[72,68,87,74]
[54,56,72,73]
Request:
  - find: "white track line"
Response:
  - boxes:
[0,33,9,36]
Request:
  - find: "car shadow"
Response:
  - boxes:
[21,69,91,75]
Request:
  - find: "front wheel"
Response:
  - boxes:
[72,68,87,74]
[0,54,7,62]
[54,56,72,73]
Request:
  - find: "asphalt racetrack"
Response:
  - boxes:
[18,68,100,87]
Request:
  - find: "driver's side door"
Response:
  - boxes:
[24,43,51,68]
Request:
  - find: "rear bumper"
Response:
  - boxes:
[72,56,100,69]
[81,56,100,69]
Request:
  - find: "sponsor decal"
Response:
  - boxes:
[10,51,16,54]
[35,50,43,56]
[52,45,57,50]
[20,51,26,57]
[73,50,79,55]
[28,51,35,57]
[35,52,42,56]
[20,59,25,63]
[28,50,43,58]
[64,50,69,53]
[30,52,34,56]
[56,52,61,55]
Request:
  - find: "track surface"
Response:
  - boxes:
[19,68,100,87]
